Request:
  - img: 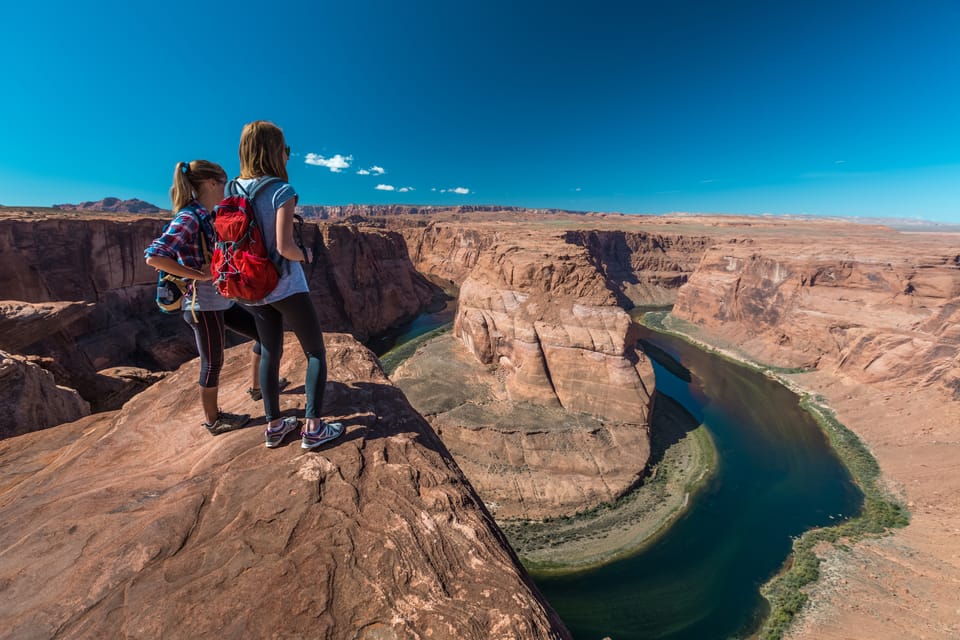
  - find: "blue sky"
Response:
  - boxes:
[2,0,959,222]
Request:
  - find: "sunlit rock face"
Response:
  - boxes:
[672,234,960,396]
[453,236,654,424]
[0,334,570,639]
[392,223,717,520]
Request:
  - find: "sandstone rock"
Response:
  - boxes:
[672,233,960,394]
[0,350,90,438]
[392,334,649,520]
[0,334,569,639]
[453,236,654,424]
[563,229,714,306]
[0,300,96,352]
[0,213,443,409]
[93,366,168,411]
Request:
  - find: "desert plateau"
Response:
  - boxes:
[0,205,958,639]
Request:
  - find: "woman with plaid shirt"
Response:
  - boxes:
[145,159,273,435]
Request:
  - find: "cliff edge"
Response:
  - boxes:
[0,333,569,639]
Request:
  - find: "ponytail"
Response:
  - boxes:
[170,161,194,212]
[168,160,228,212]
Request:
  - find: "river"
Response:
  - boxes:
[374,312,864,639]
[533,325,863,639]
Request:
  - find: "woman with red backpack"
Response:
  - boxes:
[229,121,344,451]
[145,159,273,435]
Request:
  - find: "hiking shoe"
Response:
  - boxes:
[203,410,250,436]
[247,377,290,402]
[301,421,345,451]
[264,416,300,448]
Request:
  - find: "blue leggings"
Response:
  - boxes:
[247,292,326,422]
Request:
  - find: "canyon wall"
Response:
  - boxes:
[0,333,570,639]
[0,212,441,420]
[563,229,716,306]
[388,223,717,519]
[672,235,960,396]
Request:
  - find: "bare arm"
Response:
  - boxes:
[275,197,306,262]
[145,256,210,280]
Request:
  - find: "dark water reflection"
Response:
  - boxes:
[533,325,863,640]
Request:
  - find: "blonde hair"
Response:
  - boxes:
[238,120,288,182]
[170,160,227,211]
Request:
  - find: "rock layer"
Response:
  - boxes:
[672,234,960,395]
[0,350,90,438]
[453,235,654,424]
[392,334,648,520]
[0,333,569,639]
[0,211,441,412]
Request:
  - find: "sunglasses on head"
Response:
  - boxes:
[284,145,291,156]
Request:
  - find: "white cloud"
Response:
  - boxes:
[375,184,395,191]
[398,187,415,193]
[304,153,353,172]
[370,166,385,175]
[452,187,470,195]
[574,187,582,192]
[431,188,437,192]
[356,169,371,175]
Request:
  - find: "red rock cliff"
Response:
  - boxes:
[0,212,441,411]
[672,232,960,396]
[0,333,570,639]
[453,234,654,424]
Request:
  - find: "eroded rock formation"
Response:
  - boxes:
[0,334,570,639]
[453,235,654,422]
[0,350,90,437]
[392,334,649,520]
[672,234,960,396]
[563,229,716,306]
[0,212,442,414]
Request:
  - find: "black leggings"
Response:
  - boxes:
[184,305,261,388]
[246,292,326,422]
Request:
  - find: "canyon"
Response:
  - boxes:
[0,205,958,638]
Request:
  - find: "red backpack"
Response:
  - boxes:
[211,178,281,302]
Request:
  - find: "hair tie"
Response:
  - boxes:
[180,162,190,175]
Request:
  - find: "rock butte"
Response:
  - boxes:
[1,205,958,638]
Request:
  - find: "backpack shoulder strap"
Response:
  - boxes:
[186,206,211,263]
[248,176,282,199]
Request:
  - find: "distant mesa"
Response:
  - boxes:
[52,197,163,214]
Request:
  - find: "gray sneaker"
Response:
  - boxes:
[203,410,250,436]
[264,416,300,448]
[247,377,290,402]
[301,420,344,451]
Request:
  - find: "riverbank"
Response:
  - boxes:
[502,411,716,574]
[390,330,719,571]
[638,310,921,640]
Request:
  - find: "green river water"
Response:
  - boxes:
[375,312,863,639]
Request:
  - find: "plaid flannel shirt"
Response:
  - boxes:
[143,202,212,270]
